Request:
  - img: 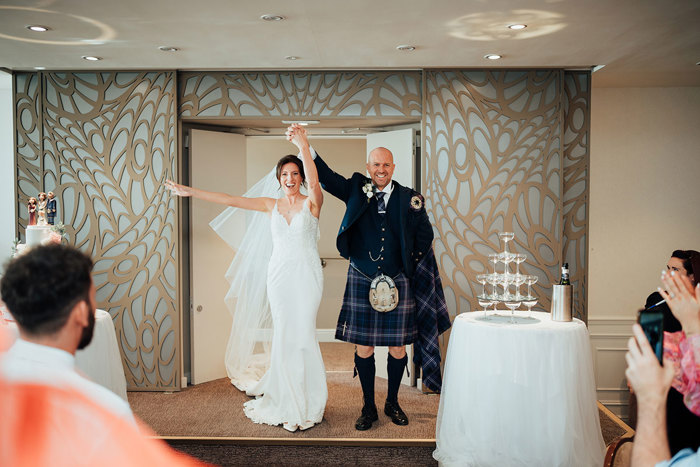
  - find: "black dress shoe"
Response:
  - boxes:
[355,405,379,431]
[384,400,409,426]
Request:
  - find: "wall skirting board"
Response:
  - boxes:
[588,317,635,422]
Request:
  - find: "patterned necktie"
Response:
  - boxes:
[375,191,386,215]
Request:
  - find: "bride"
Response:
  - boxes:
[165,127,327,431]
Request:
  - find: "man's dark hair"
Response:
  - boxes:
[671,249,700,285]
[1,244,93,336]
[275,155,307,188]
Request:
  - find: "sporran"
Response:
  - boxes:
[369,274,399,312]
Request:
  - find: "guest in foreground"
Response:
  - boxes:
[637,249,700,454]
[287,124,450,431]
[0,244,134,424]
[659,252,700,454]
[658,269,700,417]
[627,270,700,466]
[0,361,207,466]
[627,324,700,467]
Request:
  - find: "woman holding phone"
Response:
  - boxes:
[646,249,700,455]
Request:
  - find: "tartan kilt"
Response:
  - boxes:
[335,264,417,346]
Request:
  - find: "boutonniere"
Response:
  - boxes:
[410,194,424,211]
[362,181,374,201]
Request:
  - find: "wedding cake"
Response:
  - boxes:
[26,225,53,247]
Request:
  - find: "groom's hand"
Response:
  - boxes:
[285,124,303,143]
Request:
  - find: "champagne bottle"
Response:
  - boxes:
[560,263,570,285]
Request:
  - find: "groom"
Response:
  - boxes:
[288,126,434,430]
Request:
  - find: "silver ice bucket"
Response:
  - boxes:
[551,284,572,322]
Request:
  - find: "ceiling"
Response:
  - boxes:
[0,0,698,87]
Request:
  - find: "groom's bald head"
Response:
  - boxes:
[367,147,395,190]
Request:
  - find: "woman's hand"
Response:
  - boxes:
[285,124,309,151]
[626,324,675,404]
[164,180,193,197]
[659,270,700,335]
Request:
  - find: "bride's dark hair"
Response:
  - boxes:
[276,155,307,188]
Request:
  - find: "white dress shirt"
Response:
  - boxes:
[375,180,394,207]
[0,339,135,425]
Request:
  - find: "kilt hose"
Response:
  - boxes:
[335,263,417,346]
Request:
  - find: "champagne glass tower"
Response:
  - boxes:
[478,232,539,320]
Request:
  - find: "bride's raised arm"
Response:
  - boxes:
[286,125,323,215]
[164,180,275,213]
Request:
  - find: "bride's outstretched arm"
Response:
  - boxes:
[286,125,323,214]
[164,180,274,213]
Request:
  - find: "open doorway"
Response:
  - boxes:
[180,120,420,387]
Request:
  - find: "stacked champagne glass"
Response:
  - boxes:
[475,232,539,321]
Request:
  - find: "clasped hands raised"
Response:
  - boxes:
[285,124,309,149]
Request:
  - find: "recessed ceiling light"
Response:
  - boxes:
[507,24,527,30]
[34,66,46,70]
[285,56,299,61]
[261,14,285,21]
[158,46,179,52]
[81,55,102,61]
[27,25,50,32]
[396,45,416,51]
[484,54,502,60]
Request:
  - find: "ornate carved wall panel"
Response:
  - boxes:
[14,73,43,234]
[423,70,588,320]
[15,71,179,390]
[179,71,422,119]
[562,71,591,320]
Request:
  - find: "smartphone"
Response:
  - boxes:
[637,309,664,364]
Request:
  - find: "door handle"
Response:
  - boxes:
[196,305,203,312]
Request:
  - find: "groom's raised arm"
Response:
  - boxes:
[310,149,352,203]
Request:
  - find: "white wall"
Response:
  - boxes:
[588,86,700,419]
[0,71,14,272]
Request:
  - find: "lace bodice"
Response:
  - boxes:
[270,198,320,262]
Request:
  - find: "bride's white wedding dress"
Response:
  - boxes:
[243,198,327,431]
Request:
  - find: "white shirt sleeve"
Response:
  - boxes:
[655,448,700,467]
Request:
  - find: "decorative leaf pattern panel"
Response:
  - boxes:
[179,71,422,118]
[37,72,179,389]
[423,70,566,319]
[14,72,43,235]
[562,71,591,320]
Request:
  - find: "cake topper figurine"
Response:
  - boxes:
[37,192,48,226]
[47,191,57,225]
[27,197,37,226]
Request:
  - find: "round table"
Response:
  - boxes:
[1,308,128,401]
[433,310,605,467]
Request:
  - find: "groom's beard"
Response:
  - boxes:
[77,303,96,350]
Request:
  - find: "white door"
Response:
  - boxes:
[366,128,416,386]
[367,128,415,187]
[190,129,246,384]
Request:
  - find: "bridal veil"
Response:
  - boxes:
[209,169,283,391]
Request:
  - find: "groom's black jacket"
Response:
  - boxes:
[314,152,434,279]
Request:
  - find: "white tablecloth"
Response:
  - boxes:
[2,309,128,401]
[433,311,605,467]
[75,309,128,401]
